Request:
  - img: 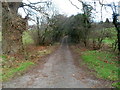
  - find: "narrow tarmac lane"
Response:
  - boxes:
[3,36,101,88]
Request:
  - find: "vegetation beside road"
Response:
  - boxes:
[22,31,34,45]
[2,1,120,88]
[1,43,59,82]
[70,27,119,88]
[1,31,60,82]
[81,50,119,81]
[71,45,120,88]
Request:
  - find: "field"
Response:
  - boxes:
[22,31,34,45]
[103,28,117,45]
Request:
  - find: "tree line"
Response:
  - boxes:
[1,0,120,56]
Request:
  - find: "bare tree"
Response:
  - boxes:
[68,0,92,46]
[2,1,52,54]
[98,0,120,53]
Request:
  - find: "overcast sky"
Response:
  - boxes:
[19,0,120,25]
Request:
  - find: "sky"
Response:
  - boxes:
[18,0,120,25]
[51,0,82,16]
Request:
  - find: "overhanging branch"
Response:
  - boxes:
[68,0,79,9]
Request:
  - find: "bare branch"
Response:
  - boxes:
[68,0,79,9]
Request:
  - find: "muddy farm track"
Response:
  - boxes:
[2,37,110,88]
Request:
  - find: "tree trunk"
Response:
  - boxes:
[2,2,27,54]
[113,13,120,53]
[117,28,120,53]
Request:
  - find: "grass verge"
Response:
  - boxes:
[112,82,120,89]
[1,61,34,81]
[1,43,59,82]
[73,45,120,88]
[81,50,119,81]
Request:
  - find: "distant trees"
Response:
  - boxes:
[68,0,120,53]
[48,14,68,42]
[81,2,92,46]
[2,0,120,55]
[91,27,113,50]
[65,14,85,43]
[63,2,92,46]
[27,14,67,46]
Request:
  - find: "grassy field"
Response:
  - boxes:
[90,28,117,46]
[0,31,34,44]
[103,28,117,45]
[22,31,34,45]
